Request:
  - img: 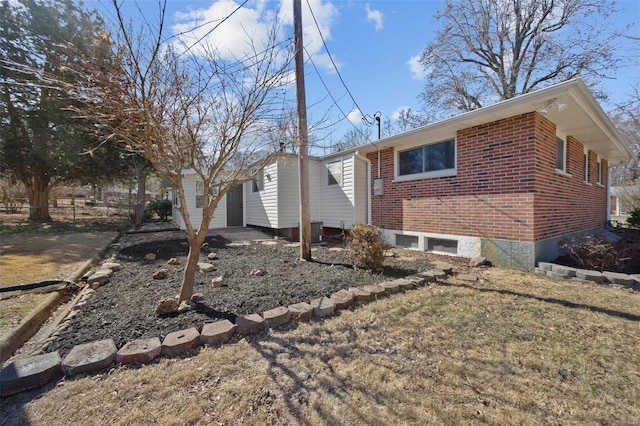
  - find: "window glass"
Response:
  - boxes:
[195,181,204,208]
[327,161,342,186]
[555,137,565,171]
[597,158,602,183]
[398,147,423,176]
[252,170,264,192]
[424,140,455,172]
[398,140,455,176]
[583,152,588,182]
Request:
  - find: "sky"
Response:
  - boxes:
[95,0,640,155]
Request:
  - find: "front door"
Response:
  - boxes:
[226,184,243,226]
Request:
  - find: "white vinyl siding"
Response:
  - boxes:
[353,157,368,224]
[245,160,279,228]
[317,155,357,229]
[277,156,303,228]
[174,174,226,230]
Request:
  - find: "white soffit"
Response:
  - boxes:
[351,79,633,164]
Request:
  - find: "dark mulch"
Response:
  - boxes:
[46,236,444,358]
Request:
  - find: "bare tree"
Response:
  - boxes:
[331,126,372,153]
[77,1,293,305]
[610,81,640,199]
[382,108,430,137]
[419,0,623,115]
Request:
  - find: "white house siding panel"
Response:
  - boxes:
[317,155,357,229]
[277,156,304,228]
[353,157,368,225]
[174,174,226,230]
[245,160,279,228]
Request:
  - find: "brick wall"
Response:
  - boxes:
[532,115,608,240]
[369,112,608,243]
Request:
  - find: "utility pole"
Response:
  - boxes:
[293,0,311,261]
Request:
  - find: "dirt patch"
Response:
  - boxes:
[0,231,120,285]
[44,236,453,358]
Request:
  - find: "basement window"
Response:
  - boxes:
[395,234,419,249]
[427,238,458,255]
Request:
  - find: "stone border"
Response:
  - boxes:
[0,292,62,365]
[1,256,457,397]
[536,262,640,288]
[0,232,120,367]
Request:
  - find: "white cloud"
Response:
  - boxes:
[365,4,383,30]
[407,53,427,80]
[171,0,339,73]
[278,0,339,71]
[172,0,275,59]
[347,108,362,124]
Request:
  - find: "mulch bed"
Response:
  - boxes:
[45,236,450,358]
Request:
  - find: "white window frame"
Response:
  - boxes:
[583,148,590,184]
[394,139,457,182]
[252,169,264,193]
[555,135,567,173]
[597,156,603,185]
[327,160,343,186]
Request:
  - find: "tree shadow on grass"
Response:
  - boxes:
[440,281,640,322]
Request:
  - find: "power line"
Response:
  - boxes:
[305,0,367,119]
[304,46,370,141]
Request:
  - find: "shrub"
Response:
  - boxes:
[627,207,640,229]
[145,199,172,221]
[559,235,630,272]
[346,224,390,270]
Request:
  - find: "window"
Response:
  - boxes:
[555,136,566,171]
[395,234,419,248]
[427,238,458,254]
[398,140,455,177]
[252,169,264,192]
[327,160,342,186]
[195,181,204,208]
[597,157,602,184]
[583,150,589,182]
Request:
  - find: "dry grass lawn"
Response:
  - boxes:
[2,268,639,425]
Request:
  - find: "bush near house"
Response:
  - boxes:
[346,224,390,270]
[145,199,172,221]
[628,208,640,229]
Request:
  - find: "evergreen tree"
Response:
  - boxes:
[0,0,125,220]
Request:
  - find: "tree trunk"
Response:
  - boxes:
[178,231,207,302]
[25,175,51,221]
[178,245,200,302]
[135,170,146,225]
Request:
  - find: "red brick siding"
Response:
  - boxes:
[369,113,538,241]
[369,112,608,243]
[532,115,607,240]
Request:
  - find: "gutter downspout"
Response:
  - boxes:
[606,166,611,222]
[355,151,372,225]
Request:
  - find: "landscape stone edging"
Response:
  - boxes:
[0,292,62,365]
[0,233,120,371]
[536,262,640,288]
[0,244,456,397]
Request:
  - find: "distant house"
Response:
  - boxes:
[172,78,633,270]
